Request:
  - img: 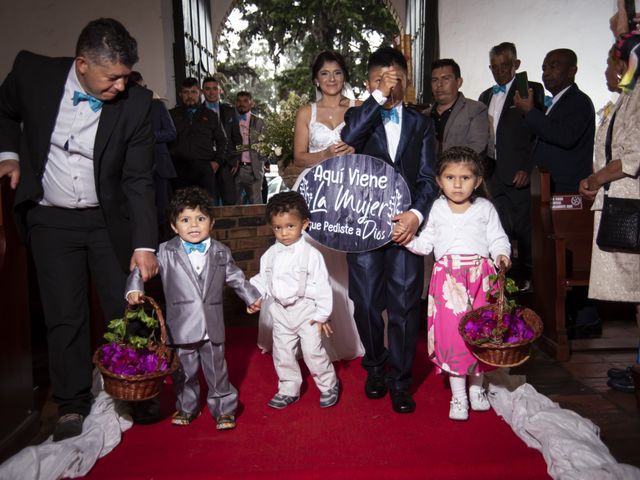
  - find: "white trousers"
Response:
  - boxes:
[270,299,337,396]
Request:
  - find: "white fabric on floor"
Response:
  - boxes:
[0,370,133,480]
[486,369,640,480]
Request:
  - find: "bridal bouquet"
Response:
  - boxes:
[252,92,309,169]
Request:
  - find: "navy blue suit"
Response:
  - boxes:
[341,96,438,391]
[524,84,595,193]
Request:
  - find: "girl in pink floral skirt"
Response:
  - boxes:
[398,146,511,421]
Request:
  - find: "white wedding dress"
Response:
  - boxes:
[257,101,365,361]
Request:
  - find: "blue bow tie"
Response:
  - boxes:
[544,95,553,108]
[238,113,247,121]
[72,91,103,112]
[183,241,206,254]
[380,107,399,124]
[492,84,507,95]
[187,106,198,115]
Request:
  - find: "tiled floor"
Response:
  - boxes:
[514,320,640,468]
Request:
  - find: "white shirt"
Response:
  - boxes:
[546,85,571,115]
[405,196,511,261]
[371,89,423,225]
[0,64,102,208]
[250,236,332,323]
[487,77,515,159]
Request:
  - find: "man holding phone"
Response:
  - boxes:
[479,42,544,290]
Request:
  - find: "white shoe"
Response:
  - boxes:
[449,397,469,421]
[470,390,490,411]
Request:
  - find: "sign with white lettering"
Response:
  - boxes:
[296,154,411,252]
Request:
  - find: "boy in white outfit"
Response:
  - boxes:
[249,191,339,408]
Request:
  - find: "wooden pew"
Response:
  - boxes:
[529,168,594,361]
[0,178,39,462]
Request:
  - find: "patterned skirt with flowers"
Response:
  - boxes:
[427,254,496,376]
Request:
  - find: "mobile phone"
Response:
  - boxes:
[515,71,528,99]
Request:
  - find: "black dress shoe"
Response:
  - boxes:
[53,413,85,441]
[364,374,388,399]
[390,390,416,413]
[607,375,635,393]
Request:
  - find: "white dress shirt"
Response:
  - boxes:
[182,237,211,275]
[0,64,102,208]
[250,236,332,323]
[487,77,515,159]
[405,196,511,261]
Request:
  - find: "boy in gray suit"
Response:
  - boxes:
[126,187,261,430]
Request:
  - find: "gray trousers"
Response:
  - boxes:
[172,340,238,418]
[235,165,262,204]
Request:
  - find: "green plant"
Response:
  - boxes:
[250,92,309,168]
[103,307,159,350]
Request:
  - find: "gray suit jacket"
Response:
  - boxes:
[126,236,260,345]
[230,113,267,179]
[426,93,489,156]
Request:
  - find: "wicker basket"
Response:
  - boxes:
[459,270,543,368]
[93,295,179,401]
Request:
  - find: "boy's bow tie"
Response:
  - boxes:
[183,241,206,254]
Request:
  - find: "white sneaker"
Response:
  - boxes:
[470,390,491,411]
[449,397,469,421]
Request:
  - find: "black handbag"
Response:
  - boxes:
[595,111,640,253]
[596,195,640,252]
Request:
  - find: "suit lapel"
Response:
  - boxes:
[497,84,516,130]
[202,245,221,299]
[443,97,464,145]
[373,120,391,164]
[169,238,204,294]
[37,59,73,170]
[93,97,124,182]
[394,106,413,163]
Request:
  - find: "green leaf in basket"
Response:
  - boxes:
[105,318,126,342]
[139,308,159,330]
[104,332,118,343]
[129,335,149,350]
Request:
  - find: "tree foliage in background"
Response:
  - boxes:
[217,0,399,107]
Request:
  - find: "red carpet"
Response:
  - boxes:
[86,327,549,479]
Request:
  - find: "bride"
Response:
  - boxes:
[257,51,365,361]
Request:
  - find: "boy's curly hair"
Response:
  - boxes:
[169,187,216,225]
[265,191,311,222]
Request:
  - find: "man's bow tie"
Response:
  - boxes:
[380,107,399,124]
[72,91,103,112]
[238,112,247,121]
[492,84,507,95]
[544,95,553,108]
[205,101,219,111]
[183,241,206,254]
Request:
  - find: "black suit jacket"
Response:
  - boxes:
[524,83,595,193]
[0,51,157,271]
[151,98,177,179]
[479,80,544,184]
[341,96,438,219]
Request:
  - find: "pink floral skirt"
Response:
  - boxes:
[426,254,496,376]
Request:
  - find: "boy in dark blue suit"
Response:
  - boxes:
[341,47,438,413]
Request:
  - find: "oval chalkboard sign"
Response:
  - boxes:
[296,154,411,252]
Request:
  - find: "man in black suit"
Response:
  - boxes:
[169,78,227,198]
[0,18,158,440]
[341,47,438,414]
[479,42,544,287]
[202,76,238,205]
[514,49,595,193]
